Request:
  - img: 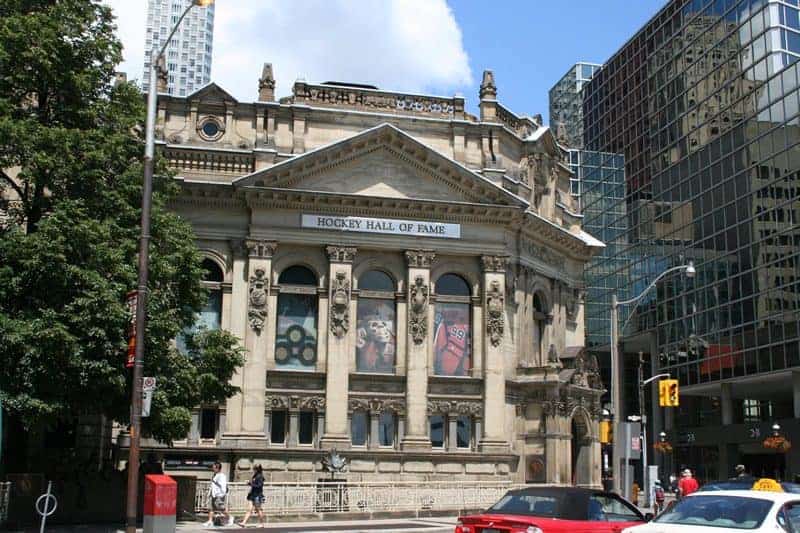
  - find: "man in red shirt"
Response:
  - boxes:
[678,468,700,498]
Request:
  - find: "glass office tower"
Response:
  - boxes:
[550,62,603,149]
[583,0,800,481]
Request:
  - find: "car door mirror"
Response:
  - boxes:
[644,512,654,522]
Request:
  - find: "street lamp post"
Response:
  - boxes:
[610,261,695,496]
[125,2,213,532]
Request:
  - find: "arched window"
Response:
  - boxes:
[356,270,396,373]
[177,258,224,354]
[533,292,547,362]
[275,265,318,370]
[434,273,472,376]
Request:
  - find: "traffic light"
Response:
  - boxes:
[600,419,612,444]
[659,379,680,407]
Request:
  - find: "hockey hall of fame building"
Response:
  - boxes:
[125,65,607,486]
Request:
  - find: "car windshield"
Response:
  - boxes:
[653,495,773,529]
[486,493,560,517]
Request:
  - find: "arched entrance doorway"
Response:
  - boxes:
[571,410,593,486]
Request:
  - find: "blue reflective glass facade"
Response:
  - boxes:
[582,0,800,480]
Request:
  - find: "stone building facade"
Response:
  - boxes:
[127,65,605,486]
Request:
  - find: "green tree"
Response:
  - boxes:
[0,0,243,446]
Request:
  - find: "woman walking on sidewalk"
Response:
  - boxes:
[238,464,265,528]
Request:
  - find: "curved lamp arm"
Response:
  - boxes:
[616,262,694,334]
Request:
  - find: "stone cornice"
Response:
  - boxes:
[241,187,519,225]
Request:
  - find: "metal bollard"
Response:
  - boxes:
[35,481,58,533]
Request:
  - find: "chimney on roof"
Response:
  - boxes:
[258,63,276,102]
[479,69,498,122]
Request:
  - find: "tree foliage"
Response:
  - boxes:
[0,0,243,444]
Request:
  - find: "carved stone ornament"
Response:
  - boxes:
[246,239,277,259]
[481,255,508,273]
[547,344,560,365]
[564,288,580,322]
[329,271,350,338]
[348,398,405,415]
[326,245,357,264]
[248,268,268,333]
[266,394,325,410]
[427,400,482,416]
[408,275,429,345]
[405,250,436,268]
[486,279,505,347]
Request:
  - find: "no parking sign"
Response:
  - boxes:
[142,377,156,417]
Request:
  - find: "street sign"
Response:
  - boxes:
[142,377,156,417]
[631,435,641,452]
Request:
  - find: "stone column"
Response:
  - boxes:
[447,415,458,452]
[287,410,299,447]
[544,393,567,483]
[369,411,380,448]
[224,241,252,435]
[479,255,509,453]
[320,246,357,448]
[240,240,277,435]
[401,250,435,451]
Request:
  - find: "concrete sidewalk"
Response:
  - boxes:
[14,516,458,533]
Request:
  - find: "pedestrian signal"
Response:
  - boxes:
[659,379,679,407]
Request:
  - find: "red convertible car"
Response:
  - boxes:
[455,486,648,533]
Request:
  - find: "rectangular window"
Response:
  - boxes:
[351,411,368,446]
[200,408,217,439]
[378,412,396,447]
[299,411,314,445]
[430,414,445,448]
[271,410,287,444]
[456,415,472,449]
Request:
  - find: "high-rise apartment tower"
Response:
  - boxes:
[142,0,215,96]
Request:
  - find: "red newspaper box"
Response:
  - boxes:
[144,474,177,533]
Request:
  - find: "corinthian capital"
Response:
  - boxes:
[246,240,278,259]
[405,250,436,268]
[326,245,357,263]
[481,255,508,273]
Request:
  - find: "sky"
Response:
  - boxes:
[104,0,665,124]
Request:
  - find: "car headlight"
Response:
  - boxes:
[526,527,543,533]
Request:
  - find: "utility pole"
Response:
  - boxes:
[124,4,214,532]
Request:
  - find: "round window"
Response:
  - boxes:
[197,117,224,141]
[202,121,219,138]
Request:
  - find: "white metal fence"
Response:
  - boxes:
[196,480,523,516]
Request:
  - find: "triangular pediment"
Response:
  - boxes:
[235,123,525,207]
[187,82,238,104]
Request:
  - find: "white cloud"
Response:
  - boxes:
[103,0,472,101]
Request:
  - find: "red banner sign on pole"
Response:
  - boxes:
[126,290,138,368]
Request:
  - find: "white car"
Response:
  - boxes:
[622,489,800,533]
